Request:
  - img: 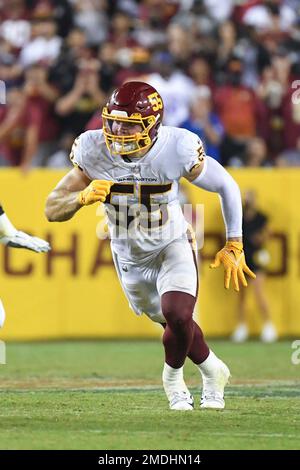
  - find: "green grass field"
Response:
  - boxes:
[0,340,299,450]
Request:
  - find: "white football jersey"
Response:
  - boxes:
[71,126,204,259]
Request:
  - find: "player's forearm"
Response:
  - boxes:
[0,109,22,141]
[38,83,59,103]
[190,156,243,239]
[219,180,243,240]
[45,190,82,222]
[21,125,39,169]
[55,89,82,116]
[203,123,222,145]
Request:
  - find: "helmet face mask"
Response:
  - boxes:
[102,81,163,156]
[102,109,157,155]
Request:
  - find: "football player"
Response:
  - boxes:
[0,204,51,328]
[45,82,255,411]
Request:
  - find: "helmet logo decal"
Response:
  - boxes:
[147,92,163,112]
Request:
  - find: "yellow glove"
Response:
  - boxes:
[210,241,256,292]
[78,180,114,206]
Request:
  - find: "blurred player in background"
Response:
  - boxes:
[0,203,51,328]
[45,82,255,411]
[231,190,277,343]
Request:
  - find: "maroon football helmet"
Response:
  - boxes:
[102,81,164,156]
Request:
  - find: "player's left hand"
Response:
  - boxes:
[0,231,51,253]
[210,241,256,292]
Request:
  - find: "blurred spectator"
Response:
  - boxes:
[203,0,234,23]
[177,2,217,58]
[167,23,193,66]
[114,45,151,86]
[0,63,59,170]
[0,0,299,169]
[97,41,119,93]
[277,136,300,166]
[29,0,74,38]
[215,20,262,89]
[49,27,90,93]
[215,21,238,78]
[0,38,23,87]
[256,59,288,154]
[233,1,262,24]
[257,65,284,109]
[0,0,31,50]
[144,52,196,126]
[284,17,300,73]
[138,0,180,27]
[246,138,272,167]
[132,1,166,49]
[180,85,224,162]
[214,57,266,165]
[231,190,277,343]
[73,0,108,46]
[55,57,105,136]
[242,0,296,33]
[85,110,102,131]
[20,15,62,68]
[0,86,26,166]
[47,132,73,168]
[281,79,300,151]
[189,56,213,89]
[109,10,138,49]
[229,137,272,168]
[116,0,139,17]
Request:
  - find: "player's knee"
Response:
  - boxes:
[161,291,195,330]
[168,313,192,332]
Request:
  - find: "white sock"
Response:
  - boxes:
[196,350,220,377]
[162,363,189,398]
[0,211,17,237]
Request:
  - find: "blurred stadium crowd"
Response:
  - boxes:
[0,0,300,171]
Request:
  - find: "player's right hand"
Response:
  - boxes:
[78,180,114,206]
